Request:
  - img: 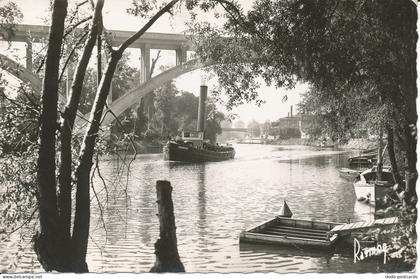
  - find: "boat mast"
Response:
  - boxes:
[197,84,207,134]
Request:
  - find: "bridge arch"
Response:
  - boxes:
[0,53,42,92]
[95,59,210,127]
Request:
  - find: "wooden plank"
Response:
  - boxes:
[330,217,399,234]
[330,224,346,232]
[269,227,327,237]
[349,222,361,229]
[384,217,398,224]
[332,222,368,232]
[270,225,328,234]
[241,232,331,246]
[276,216,344,227]
[351,222,368,230]
[263,230,327,241]
[265,228,325,237]
[339,224,353,231]
[365,220,376,227]
[375,219,386,225]
[246,217,278,233]
[265,228,327,239]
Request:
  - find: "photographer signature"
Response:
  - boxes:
[354,238,389,264]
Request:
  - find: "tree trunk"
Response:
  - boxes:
[404,123,417,204]
[70,0,180,271]
[57,0,104,245]
[150,180,185,273]
[72,51,120,271]
[34,0,68,272]
[401,1,417,205]
[386,125,403,189]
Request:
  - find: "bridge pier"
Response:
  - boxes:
[140,44,151,83]
[104,48,113,105]
[25,40,32,72]
[176,47,187,66]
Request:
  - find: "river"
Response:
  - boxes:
[0,144,407,273]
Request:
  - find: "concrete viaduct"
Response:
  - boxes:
[0,24,207,127]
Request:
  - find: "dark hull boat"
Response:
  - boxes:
[163,84,235,163]
[348,155,375,167]
[163,141,235,163]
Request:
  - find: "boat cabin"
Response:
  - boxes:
[179,131,204,149]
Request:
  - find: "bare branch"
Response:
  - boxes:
[63,16,92,39]
[150,50,161,78]
[90,167,108,240]
[58,30,89,83]
[95,152,109,205]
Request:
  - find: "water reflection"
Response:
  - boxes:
[238,242,337,273]
[197,164,207,231]
[138,162,154,244]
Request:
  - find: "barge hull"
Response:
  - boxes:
[164,142,235,163]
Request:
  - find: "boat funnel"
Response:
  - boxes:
[279,200,293,218]
[197,85,207,132]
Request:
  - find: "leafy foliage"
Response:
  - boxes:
[154,80,177,137]
[0,83,38,235]
[192,0,417,267]
[370,204,417,270]
[297,84,386,142]
[0,82,39,156]
[204,100,225,143]
[0,1,23,41]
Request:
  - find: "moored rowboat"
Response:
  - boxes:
[239,216,342,249]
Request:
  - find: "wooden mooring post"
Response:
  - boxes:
[150,180,185,273]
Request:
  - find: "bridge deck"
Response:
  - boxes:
[6,24,192,50]
[330,217,398,233]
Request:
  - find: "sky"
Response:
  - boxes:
[4,0,309,124]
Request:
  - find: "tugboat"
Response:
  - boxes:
[163,85,235,163]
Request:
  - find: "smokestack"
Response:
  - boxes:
[290,105,293,118]
[197,85,207,132]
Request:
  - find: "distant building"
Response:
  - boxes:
[267,106,314,139]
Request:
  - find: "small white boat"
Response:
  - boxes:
[353,166,394,206]
[338,168,362,180]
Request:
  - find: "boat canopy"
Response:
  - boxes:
[180,131,204,148]
[182,131,203,140]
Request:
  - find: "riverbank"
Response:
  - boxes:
[239,137,377,150]
[109,137,378,156]
[110,139,163,154]
[338,138,378,150]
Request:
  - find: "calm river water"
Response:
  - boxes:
[1,144,407,273]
